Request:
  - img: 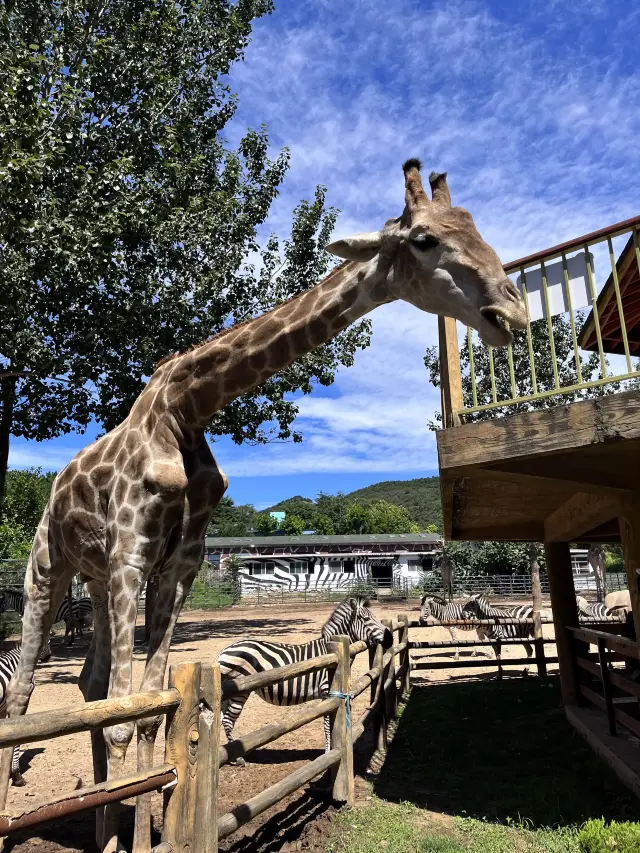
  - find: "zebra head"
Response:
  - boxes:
[322,597,393,649]
[462,592,489,620]
[419,595,445,624]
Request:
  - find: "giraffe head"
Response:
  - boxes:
[326,159,527,346]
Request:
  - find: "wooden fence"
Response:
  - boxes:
[0,616,410,852]
[408,615,626,678]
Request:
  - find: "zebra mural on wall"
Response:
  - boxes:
[217,597,393,764]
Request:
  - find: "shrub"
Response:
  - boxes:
[577,818,640,852]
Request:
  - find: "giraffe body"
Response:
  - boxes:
[1,160,527,853]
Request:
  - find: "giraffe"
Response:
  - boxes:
[0,160,527,853]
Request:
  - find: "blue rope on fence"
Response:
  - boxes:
[329,690,352,746]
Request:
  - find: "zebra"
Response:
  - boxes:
[0,589,93,658]
[0,645,27,786]
[462,593,535,677]
[217,597,393,765]
[419,595,488,660]
[576,597,614,621]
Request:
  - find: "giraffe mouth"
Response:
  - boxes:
[479,307,514,347]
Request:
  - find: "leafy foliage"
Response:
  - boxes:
[424,313,619,429]
[1,468,55,536]
[577,819,640,853]
[207,495,255,536]
[279,513,305,535]
[0,520,32,560]
[254,512,279,536]
[0,0,372,488]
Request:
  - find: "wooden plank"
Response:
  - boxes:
[327,636,354,806]
[566,705,640,800]
[545,542,580,705]
[619,496,640,641]
[437,389,640,472]
[383,620,397,721]
[218,697,340,767]
[412,657,559,670]
[217,749,341,840]
[452,464,632,499]
[568,627,640,659]
[0,689,181,750]
[351,665,382,700]
[398,614,411,696]
[195,664,220,853]
[438,316,464,428]
[545,493,619,542]
[0,765,176,838]
[163,663,201,853]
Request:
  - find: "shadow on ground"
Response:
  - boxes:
[372,676,637,826]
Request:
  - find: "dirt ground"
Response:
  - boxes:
[0,597,557,853]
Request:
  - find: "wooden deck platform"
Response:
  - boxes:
[436,388,640,542]
[566,704,640,800]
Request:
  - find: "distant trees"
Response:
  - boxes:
[0,468,54,559]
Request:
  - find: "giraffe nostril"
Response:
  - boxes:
[503,280,522,303]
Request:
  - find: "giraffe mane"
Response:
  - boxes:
[154,259,354,369]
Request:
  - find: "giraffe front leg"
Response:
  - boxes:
[100,566,143,853]
[133,567,198,853]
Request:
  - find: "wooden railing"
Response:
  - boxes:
[0,616,410,851]
[567,625,640,739]
[438,216,640,427]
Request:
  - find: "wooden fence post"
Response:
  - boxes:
[372,640,386,752]
[533,611,547,679]
[163,662,202,853]
[382,619,397,721]
[327,636,354,806]
[398,613,411,697]
[194,664,221,853]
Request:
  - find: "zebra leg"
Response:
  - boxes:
[449,627,459,661]
[495,639,503,679]
[323,713,331,752]
[221,694,250,766]
[10,747,23,787]
[474,628,485,658]
[39,633,52,662]
[523,642,533,677]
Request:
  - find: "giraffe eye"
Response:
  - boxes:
[411,233,439,251]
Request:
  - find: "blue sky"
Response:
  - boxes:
[9,0,640,509]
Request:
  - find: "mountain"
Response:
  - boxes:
[264,477,442,531]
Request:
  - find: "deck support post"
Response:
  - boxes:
[544,541,579,706]
[618,496,640,642]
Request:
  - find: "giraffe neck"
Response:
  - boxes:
[149,255,394,430]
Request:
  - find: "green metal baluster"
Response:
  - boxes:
[608,236,632,372]
[562,252,583,385]
[520,268,538,395]
[585,244,607,379]
[540,260,560,390]
[467,326,478,408]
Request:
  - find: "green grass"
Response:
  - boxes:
[326,678,640,853]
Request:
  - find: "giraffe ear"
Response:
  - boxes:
[326,231,383,261]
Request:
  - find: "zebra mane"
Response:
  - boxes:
[320,597,369,639]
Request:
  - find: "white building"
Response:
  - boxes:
[204,533,442,592]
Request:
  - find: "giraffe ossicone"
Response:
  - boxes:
[0,159,526,853]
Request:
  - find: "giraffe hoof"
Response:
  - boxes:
[11,773,26,787]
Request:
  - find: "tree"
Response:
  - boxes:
[0,520,32,560]
[1,468,55,536]
[314,492,351,535]
[313,514,335,536]
[425,523,440,534]
[207,495,255,537]
[224,554,243,604]
[0,1,372,501]
[280,514,305,535]
[345,503,369,534]
[364,500,421,534]
[255,513,279,536]
[424,313,619,429]
[262,496,317,528]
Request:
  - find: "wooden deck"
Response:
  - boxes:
[436,388,640,542]
[566,704,640,799]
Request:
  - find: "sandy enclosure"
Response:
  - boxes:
[1,597,557,852]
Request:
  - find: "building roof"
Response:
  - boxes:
[205,533,441,548]
[578,233,640,356]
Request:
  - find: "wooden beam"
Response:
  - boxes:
[544,493,619,542]
[545,542,579,706]
[438,316,464,428]
[437,389,640,472]
[618,496,640,641]
[451,464,632,499]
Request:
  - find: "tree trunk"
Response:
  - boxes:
[530,544,542,613]
[0,378,16,517]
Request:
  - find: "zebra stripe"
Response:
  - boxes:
[0,645,26,785]
[0,589,93,658]
[462,593,535,675]
[217,597,392,763]
[577,598,614,621]
[419,595,487,660]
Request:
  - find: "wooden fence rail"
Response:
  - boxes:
[0,616,410,852]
